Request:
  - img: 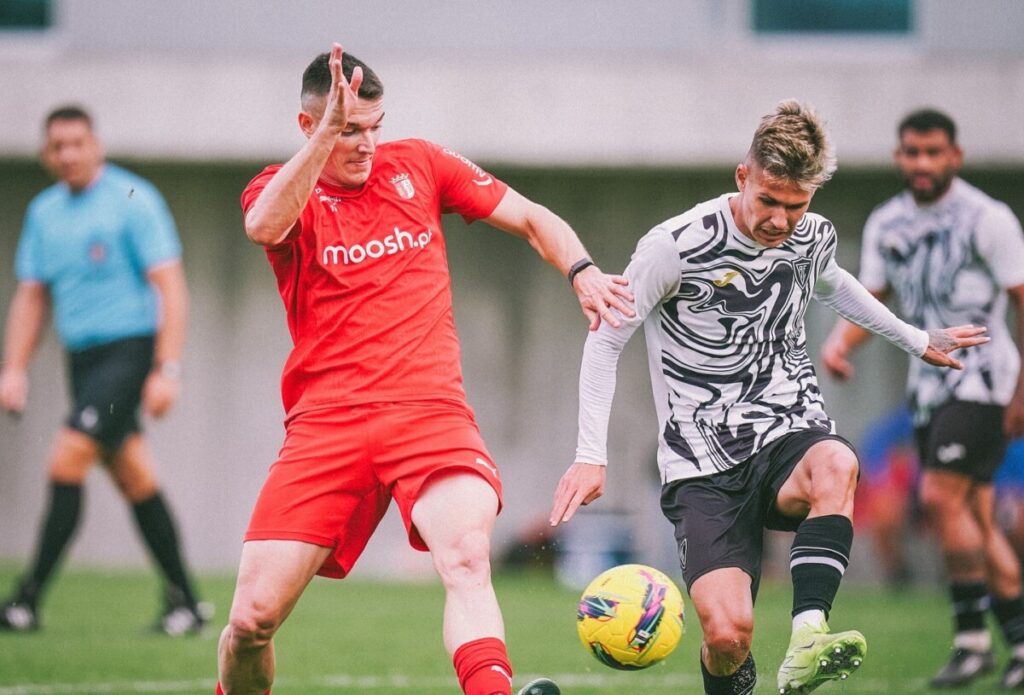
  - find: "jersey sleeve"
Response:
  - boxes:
[575,227,681,465]
[240,165,311,245]
[425,142,509,223]
[857,210,889,293]
[975,203,1024,289]
[14,202,47,283]
[815,257,928,356]
[126,181,182,271]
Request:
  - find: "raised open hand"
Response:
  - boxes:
[920,325,989,370]
[321,43,364,133]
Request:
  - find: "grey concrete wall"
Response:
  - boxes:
[1,1,1023,164]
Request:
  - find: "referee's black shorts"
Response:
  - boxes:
[65,335,155,451]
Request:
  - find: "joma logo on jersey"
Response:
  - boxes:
[713,270,739,287]
[322,226,433,266]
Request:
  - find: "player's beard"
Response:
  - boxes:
[905,169,954,204]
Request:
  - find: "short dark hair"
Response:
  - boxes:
[44,105,93,130]
[301,51,384,103]
[898,108,957,144]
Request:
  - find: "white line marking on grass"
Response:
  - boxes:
[0,672,930,693]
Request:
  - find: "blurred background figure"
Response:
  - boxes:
[0,105,207,636]
[822,108,1024,689]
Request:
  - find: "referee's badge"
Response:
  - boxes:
[390,173,415,200]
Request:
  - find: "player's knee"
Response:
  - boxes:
[703,631,752,668]
[432,528,492,589]
[226,605,282,651]
[702,617,753,666]
[816,446,859,488]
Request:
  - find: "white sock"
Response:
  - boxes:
[1012,642,1024,661]
[792,609,826,632]
[953,630,992,652]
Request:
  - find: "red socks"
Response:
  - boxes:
[216,639,512,695]
[215,684,269,695]
[453,637,514,695]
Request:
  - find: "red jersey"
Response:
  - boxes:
[241,139,508,418]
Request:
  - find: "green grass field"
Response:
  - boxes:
[0,564,1011,694]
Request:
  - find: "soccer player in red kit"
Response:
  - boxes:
[215,44,633,695]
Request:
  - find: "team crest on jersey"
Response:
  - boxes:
[389,173,415,200]
[793,258,811,288]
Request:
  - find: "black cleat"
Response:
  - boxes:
[929,648,995,688]
[0,599,39,632]
[517,677,561,695]
[1001,657,1024,689]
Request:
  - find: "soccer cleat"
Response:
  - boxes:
[928,647,995,688]
[1001,657,1024,689]
[0,599,39,632]
[777,618,866,694]
[516,677,561,695]
[155,600,214,637]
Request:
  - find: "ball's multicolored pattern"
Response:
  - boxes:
[576,563,685,670]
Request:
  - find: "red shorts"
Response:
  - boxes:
[245,400,503,578]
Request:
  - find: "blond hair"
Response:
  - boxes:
[745,99,836,190]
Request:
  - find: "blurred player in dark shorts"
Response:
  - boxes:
[824,108,1024,688]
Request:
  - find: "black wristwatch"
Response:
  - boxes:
[568,258,595,286]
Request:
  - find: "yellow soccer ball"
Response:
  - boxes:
[576,563,685,670]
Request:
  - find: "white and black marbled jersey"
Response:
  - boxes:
[859,178,1024,421]
[576,194,927,483]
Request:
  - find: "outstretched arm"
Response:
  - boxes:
[245,43,364,246]
[484,188,634,330]
[549,227,680,526]
[816,262,988,372]
[0,282,50,414]
[548,322,632,526]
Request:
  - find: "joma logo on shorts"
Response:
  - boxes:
[322,226,433,266]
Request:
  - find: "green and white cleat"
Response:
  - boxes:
[777,618,866,694]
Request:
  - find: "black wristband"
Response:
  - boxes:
[568,258,595,286]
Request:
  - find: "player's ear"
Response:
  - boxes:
[735,163,748,191]
[297,111,317,139]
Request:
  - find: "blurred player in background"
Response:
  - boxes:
[215,44,633,695]
[823,108,1024,689]
[0,106,207,635]
[549,100,988,695]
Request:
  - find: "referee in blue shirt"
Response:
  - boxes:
[0,106,207,635]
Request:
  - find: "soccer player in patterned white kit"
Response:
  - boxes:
[215,44,633,695]
[550,100,989,695]
[823,109,1024,689]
